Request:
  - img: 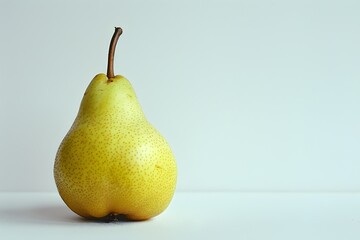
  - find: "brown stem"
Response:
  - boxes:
[107,27,123,79]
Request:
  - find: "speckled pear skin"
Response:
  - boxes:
[54,73,177,221]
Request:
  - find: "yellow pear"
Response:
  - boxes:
[54,27,177,221]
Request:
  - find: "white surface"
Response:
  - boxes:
[1,0,360,192]
[1,192,360,240]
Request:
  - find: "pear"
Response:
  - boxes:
[54,27,177,221]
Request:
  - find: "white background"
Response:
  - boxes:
[1,0,359,192]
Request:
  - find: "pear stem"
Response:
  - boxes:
[107,27,123,79]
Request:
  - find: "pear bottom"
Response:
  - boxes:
[56,159,177,221]
[57,177,176,221]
